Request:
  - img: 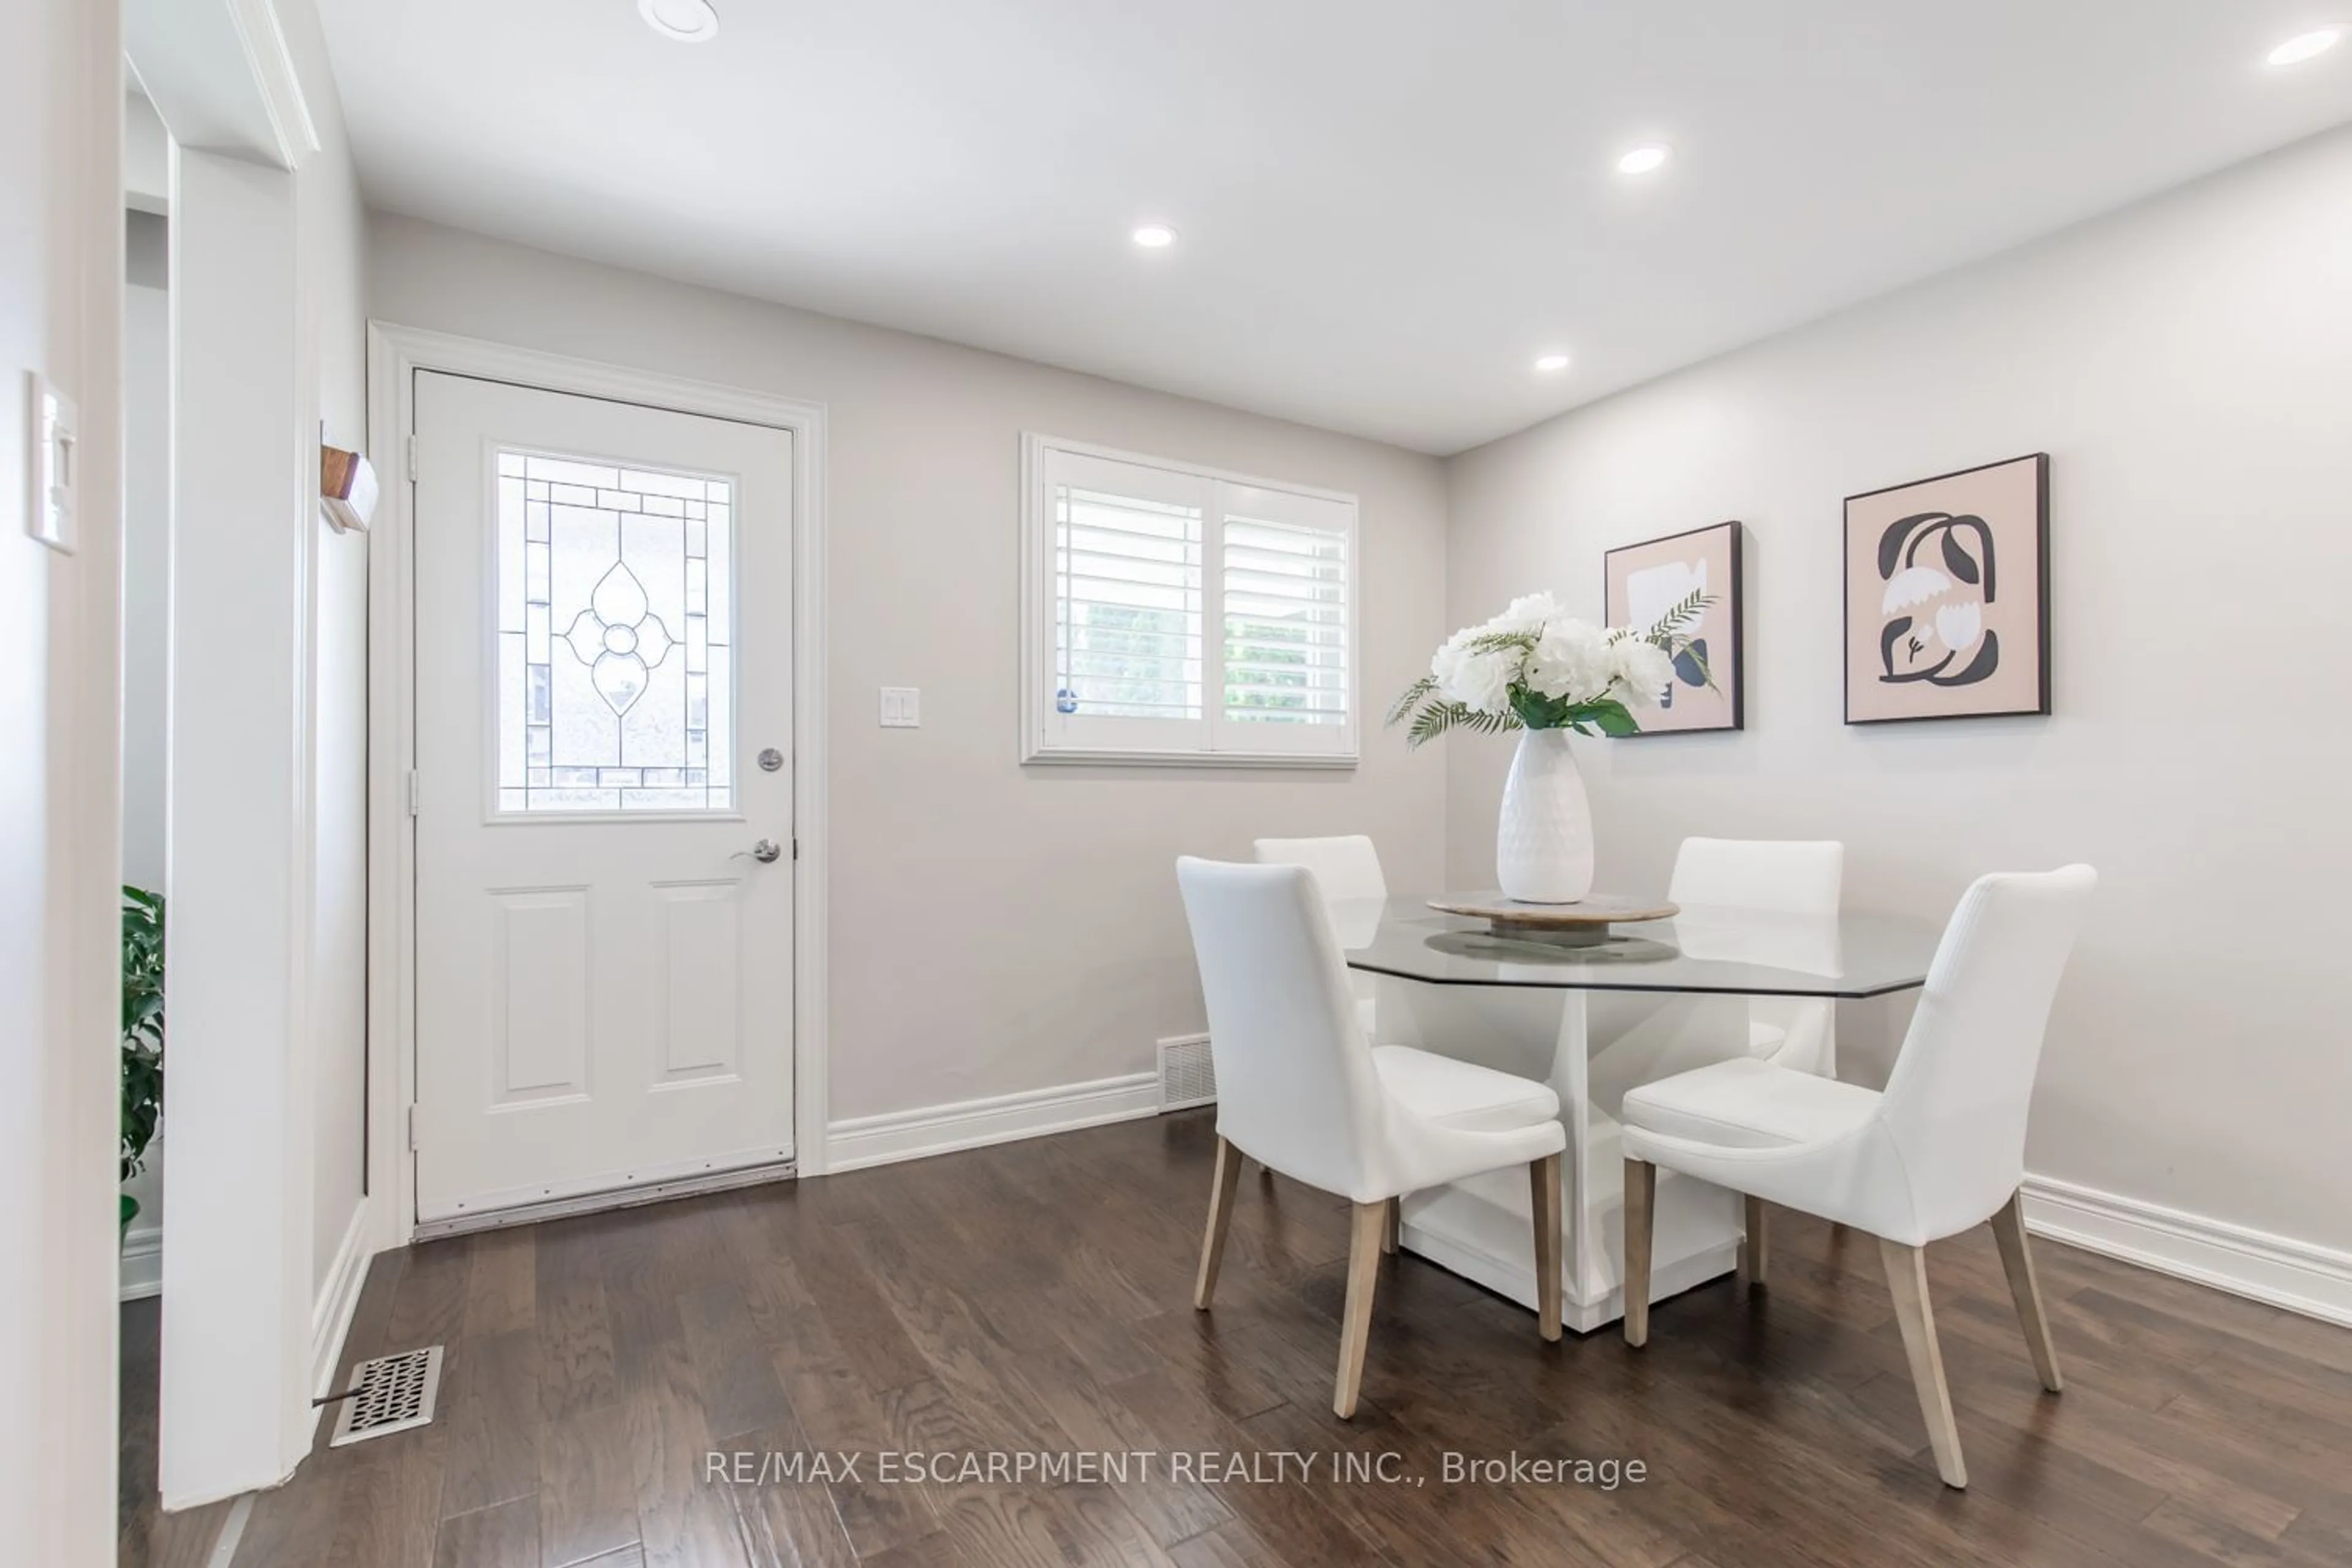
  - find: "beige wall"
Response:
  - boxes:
[4,0,122,1551]
[367,213,1452,1127]
[1445,125,2352,1254]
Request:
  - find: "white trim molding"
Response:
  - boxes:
[365,323,833,1257]
[309,1201,372,1401]
[127,0,317,169]
[159,142,323,1510]
[2023,1174,2352,1329]
[120,1229,164,1303]
[826,1073,1162,1174]
[226,0,320,164]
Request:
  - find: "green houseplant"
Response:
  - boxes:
[121,886,165,1235]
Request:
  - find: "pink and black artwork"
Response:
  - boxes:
[1844,454,2049,724]
[1605,519,1743,734]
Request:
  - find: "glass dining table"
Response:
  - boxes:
[1328,894,1943,1333]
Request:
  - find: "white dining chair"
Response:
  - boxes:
[1256,835,1389,1036]
[1657,836,1846,1286]
[1177,857,1568,1417]
[1668,836,1845,1073]
[1619,865,2096,1488]
[1253,834,1388,902]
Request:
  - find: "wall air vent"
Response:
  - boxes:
[1158,1033,1217,1111]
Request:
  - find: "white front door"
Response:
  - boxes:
[412,371,795,1224]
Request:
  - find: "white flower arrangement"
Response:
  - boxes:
[1386,589,1711,747]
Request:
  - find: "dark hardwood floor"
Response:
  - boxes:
[119,1295,236,1567]
[124,1110,2352,1567]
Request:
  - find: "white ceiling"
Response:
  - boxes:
[318,1,2352,454]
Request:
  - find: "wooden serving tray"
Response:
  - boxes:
[1426,891,1679,935]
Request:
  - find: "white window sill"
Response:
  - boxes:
[1022,745,1359,770]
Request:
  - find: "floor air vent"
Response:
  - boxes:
[328,1346,445,1447]
[1158,1033,1216,1111]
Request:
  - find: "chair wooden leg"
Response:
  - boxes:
[1880,1237,1967,1488]
[1193,1137,1244,1311]
[1622,1158,1656,1348]
[1334,1202,1387,1418]
[1990,1189,2064,1392]
[1381,1196,1400,1256]
[1738,1195,1770,1291]
[1530,1153,1563,1343]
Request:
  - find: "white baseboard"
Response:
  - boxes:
[818,1093,2352,1330]
[119,1226,163,1302]
[2022,1173,2352,1329]
[826,1071,1161,1175]
[309,1200,375,1401]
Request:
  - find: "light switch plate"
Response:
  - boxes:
[880,687,921,728]
[26,371,78,554]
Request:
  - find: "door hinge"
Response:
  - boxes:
[405,1104,421,1152]
[792,838,799,861]
[405,432,418,482]
[405,769,421,818]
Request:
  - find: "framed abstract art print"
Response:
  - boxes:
[1844,454,2049,724]
[1604,519,1743,734]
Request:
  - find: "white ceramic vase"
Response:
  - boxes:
[1496,727,1594,903]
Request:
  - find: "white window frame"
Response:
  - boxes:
[1020,432,1360,767]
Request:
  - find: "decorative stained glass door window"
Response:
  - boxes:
[494,450,735,813]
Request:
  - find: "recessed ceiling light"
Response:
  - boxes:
[1534,353,1571,372]
[2266,26,2344,66]
[1616,144,1672,176]
[1131,224,1177,249]
[639,0,720,43]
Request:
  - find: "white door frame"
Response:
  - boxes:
[133,0,347,1510]
[364,322,832,1252]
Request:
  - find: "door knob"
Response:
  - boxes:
[734,838,783,864]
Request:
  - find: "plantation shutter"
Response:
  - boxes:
[1025,438,1357,764]
[1040,449,1212,754]
[1215,483,1353,756]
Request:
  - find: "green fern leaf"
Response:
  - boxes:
[1385,675,1437,728]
